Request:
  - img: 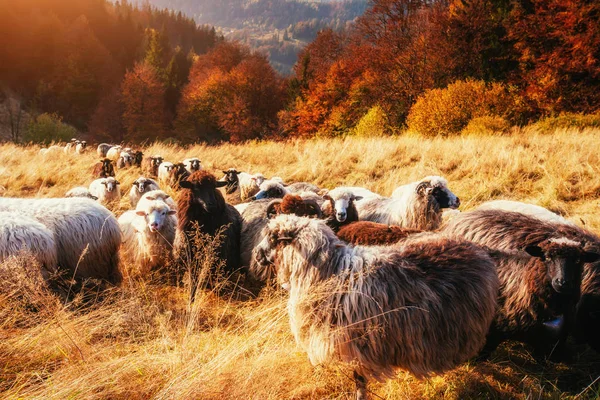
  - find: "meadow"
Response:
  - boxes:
[1,127,600,399]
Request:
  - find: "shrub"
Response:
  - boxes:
[407,80,520,136]
[349,105,390,136]
[462,116,511,136]
[532,113,600,133]
[24,113,78,144]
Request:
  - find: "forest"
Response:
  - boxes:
[0,0,599,144]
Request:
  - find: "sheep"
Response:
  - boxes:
[136,190,177,211]
[337,221,424,246]
[478,200,575,226]
[65,186,98,200]
[116,151,134,169]
[251,179,289,200]
[89,177,121,205]
[143,155,164,177]
[174,171,242,299]
[0,197,122,285]
[118,199,177,277]
[132,150,144,167]
[158,162,175,184]
[183,158,202,173]
[355,176,460,230]
[75,140,87,154]
[220,169,265,203]
[106,145,122,160]
[250,215,498,399]
[0,211,58,281]
[97,143,113,157]
[168,163,191,189]
[286,182,320,194]
[239,195,323,269]
[443,209,600,359]
[41,145,63,156]
[129,177,161,208]
[320,188,362,232]
[92,158,116,178]
[64,138,78,154]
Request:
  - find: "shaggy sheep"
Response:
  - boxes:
[251,215,498,398]
[321,188,362,232]
[97,143,113,157]
[75,140,87,154]
[478,200,575,226]
[356,176,460,230]
[65,186,98,200]
[118,199,177,277]
[143,155,164,177]
[239,195,322,269]
[443,209,600,359]
[158,161,175,183]
[92,158,116,178]
[89,177,121,205]
[183,158,202,173]
[129,177,161,207]
[0,197,122,285]
[116,152,134,169]
[106,145,123,160]
[168,163,191,188]
[174,171,242,299]
[0,211,58,280]
[337,221,423,246]
[132,150,144,167]
[251,179,289,200]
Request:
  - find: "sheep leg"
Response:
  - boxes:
[353,370,368,400]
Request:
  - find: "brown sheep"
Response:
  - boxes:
[337,221,423,246]
[92,158,115,178]
[174,171,242,300]
[142,155,164,177]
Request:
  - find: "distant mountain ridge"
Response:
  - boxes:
[139,0,368,74]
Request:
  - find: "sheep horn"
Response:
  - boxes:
[266,199,283,219]
[303,199,323,219]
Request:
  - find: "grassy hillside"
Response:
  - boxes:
[2,128,600,399]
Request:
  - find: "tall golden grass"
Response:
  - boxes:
[1,128,600,399]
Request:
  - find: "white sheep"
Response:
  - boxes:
[157,162,175,184]
[106,145,123,160]
[129,177,161,208]
[63,138,78,154]
[0,197,122,284]
[40,145,63,156]
[183,158,202,173]
[356,176,460,230]
[75,140,87,154]
[0,211,58,280]
[116,151,134,169]
[65,186,98,200]
[118,199,177,277]
[221,169,266,203]
[478,200,575,226]
[89,177,121,205]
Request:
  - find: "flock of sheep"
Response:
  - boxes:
[5,140,600,399]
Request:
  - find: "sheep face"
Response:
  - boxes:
[133,178,152,193]
[525,238,600,294]
[185,158,201,172]
[152,156,164,167]
[102,177,120,193]
[222,169,240,194]
[324,193,362,222]
[180,173,228,213]
[136,203,176,233]
[416,178,460,209]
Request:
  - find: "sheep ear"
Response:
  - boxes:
[353,195,363,202]
[582,252,600,263]
[215,180,228,188]
[222,170,229,174]
[180,181,193,189]
[525,245,545,259]
[168,210,177,216]
[146,196,156,200]
[135,211,146,216]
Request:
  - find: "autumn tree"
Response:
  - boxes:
[121,62,168,142]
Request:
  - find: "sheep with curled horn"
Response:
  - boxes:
[239,194,322,270]
[443,209,600,360]
[355,176,460,230]
[250,215,498,399]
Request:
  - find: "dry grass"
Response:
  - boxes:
[1,128,600,399]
